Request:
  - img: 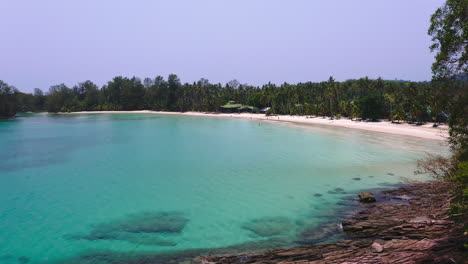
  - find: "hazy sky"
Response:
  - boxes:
[1,0,444,93]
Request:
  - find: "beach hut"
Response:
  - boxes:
[239,106,258,113]
[220,101,242,113]
[220,101,257,113]
[435,111,448,124]
[259,107,271,113]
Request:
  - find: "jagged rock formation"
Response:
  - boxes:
[195,182,464,264]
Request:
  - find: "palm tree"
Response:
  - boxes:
[384,93,396,121]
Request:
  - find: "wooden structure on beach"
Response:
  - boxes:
[220,101,258,113]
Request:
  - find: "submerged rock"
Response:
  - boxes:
[92,211,188,233]
[313,193,323,197]
[242,217,294,237]
[197,182,464,264]
[327,188,346,194]
[297,223,344,244]
[358,192,376,203]
[65,211,187,246]
[67,231,178,246]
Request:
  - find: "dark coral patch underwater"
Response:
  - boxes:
[65,211,188,246]
[327,188,346,194]
[242,217,295,237]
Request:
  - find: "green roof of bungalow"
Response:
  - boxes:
[239,106,257,110]
[221,103,243,109]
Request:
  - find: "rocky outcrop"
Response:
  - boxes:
[371,242,383,253]
[195,182,464,264]
[358,192,376,203]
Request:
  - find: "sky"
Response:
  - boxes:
[0,0,444,93]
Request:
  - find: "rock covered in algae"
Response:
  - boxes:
[242,217,295,237]
[327,188,346,194]
[65,211,188,246]
[93,211,189,233]
[358,192,376,203]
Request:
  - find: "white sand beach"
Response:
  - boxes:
[63,111,449,141]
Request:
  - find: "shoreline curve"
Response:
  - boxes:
[59,110,449,141]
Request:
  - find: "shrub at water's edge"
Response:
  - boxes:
[0,80,18,118]
[422,0,468,251]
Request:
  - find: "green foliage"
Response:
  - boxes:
[448,87,468,161]
[428,0,468,163]
[0,80,18,117]
[0,75,460,124]
[359,93,385,121]
[427,1,467,249]
[33,88,45,111]
[448,161,468,221]
[120,77,145,110]
[167,74,181,111]
[75,81,100,110]
[452,161,468,185]
[45,84,75,112]
[428,0,467,79]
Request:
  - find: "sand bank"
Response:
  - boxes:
[64,110,448,141]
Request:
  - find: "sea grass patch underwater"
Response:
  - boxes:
[65,211,187,246]
[327,188,347,194]
[241,217,295,237]
[88,211,188,234]
[0,114,446,263]
[67,232,177,246]
[50,195,363,264]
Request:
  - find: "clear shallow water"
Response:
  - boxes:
[0,114,446,263]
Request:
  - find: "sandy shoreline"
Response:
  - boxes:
[62,110,448,141]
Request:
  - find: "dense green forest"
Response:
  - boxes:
[0,80,19,118]
[1,76,465,124]
[425,0,467,249]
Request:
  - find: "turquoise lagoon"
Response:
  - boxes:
[0,114,446,263]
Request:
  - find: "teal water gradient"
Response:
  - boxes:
[0,114,445,263]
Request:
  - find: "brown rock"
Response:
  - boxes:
[371,242,383,253]
[195,182,464,264]
[358,192,376,203]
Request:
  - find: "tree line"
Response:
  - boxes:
[1,76,465,123]
[424,0,467,241]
